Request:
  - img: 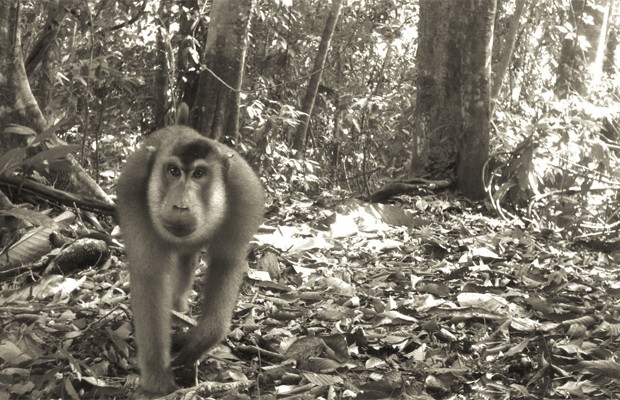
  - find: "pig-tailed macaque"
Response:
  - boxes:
[116,108,264,395]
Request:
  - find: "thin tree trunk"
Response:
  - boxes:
[177,0,200,109]
[25,0,66,78]
[492,0,525,101]
[292,0,343,153]
[29,0,64,113]
[589,0,614,87]
[154,0,170,129]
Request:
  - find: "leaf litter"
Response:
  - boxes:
[1,194,620,398]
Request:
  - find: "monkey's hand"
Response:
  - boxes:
[171,322,226,367]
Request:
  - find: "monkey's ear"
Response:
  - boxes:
[145,145,158,163]
[223,153,235,172]
[177,103,190,126]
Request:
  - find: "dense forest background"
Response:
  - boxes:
[1,0,618,232]
[0,0,617,217]
[1,0,620,399]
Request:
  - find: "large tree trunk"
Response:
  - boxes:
[458,0,496,199]
[192,0,254,141]
[408,0,495,200]
[555,0,614,97]
[408,1,461,176]
[0,0,47,133]
[292,0,343,153]
[0,0,111,203]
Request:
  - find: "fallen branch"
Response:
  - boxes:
[369,178,452,203]
[0,175,116,215]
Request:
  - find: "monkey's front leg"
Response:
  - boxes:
[171,253,199,313]
[130,257,178,395]
[172,255,246,366]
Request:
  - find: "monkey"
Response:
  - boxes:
[116,112,264,396]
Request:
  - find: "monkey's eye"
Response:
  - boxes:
[193,168,206,179]
[168,165,181,177]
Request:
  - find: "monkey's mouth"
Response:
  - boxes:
[163,223,196,237]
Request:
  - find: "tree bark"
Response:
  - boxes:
[177,0,201,110]
[292,0,343,153]
[457,0,496,199]
[27,0,65,113]
[409,0,496,200]
[408,1,461,176]
[193,0,254,141]
[25,0,66,78]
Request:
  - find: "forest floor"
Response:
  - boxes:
[1,192,620,399]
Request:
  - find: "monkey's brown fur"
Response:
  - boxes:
[116,125,264,396]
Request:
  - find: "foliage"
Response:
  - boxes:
[19,0,159,188]
[489,94,620,237]
[10,0,620,212]
[0,125,77,177]
[247,0,418,193]
[483,0,620,239]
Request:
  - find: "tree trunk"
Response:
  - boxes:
[192,0,254,141]
[555,0,613,97]
[292,0,343,153]
[491,0,525,101]
[408,1,461,176]
[25,0,66,78]
[457,0,496,199]
[0,0,111,203]
[154,0,170,129]
[409,0,496,200]
[177,0,201,110]
[0,0,47,133]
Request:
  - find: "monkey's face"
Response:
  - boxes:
[147,139,227,245]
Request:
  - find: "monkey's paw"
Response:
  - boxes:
[172,320,227,367]
[133,370,178,399]
[171,333,217,367]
